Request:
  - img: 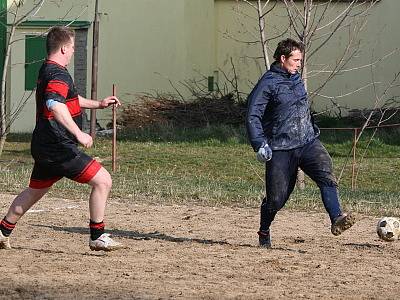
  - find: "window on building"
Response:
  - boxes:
[25,35,46,90]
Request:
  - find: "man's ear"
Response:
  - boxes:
[60,45,66,54]
[280,54,286,64]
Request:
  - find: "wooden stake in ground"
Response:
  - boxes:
[112,84,117,172]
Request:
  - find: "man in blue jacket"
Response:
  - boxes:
[246,38,356,248]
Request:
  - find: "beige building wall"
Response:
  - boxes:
[7,0,90,17]
[94,0,215,125]
[215,0,400,113]
[6,0,400,132]
[8,0,216,131]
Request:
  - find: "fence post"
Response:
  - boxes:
[351,128,358,191]
[112,84,117,173]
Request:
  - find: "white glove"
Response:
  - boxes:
[256,142,272,163]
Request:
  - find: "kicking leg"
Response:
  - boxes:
[300,139,356,235]
[4,187,50,223]
[0,187,49,249]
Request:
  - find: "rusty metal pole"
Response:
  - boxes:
[112,84,117,172]
[90,0,99,138]
[351,128,358,191]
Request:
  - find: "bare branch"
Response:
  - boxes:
[282,0,304,39]
[315,0,357,32]
[314,82,379,101]
[356,71,400,144]
[307,49,398,77]
[13,0,46,27]
[240,0,258,10]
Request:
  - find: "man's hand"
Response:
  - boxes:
[76,131,93,148]
[99,96,121,109]
[256,142,272,163]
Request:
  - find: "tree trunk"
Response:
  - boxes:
[0,1,44,156]
[0,21,17,157]
[295,0,312,191]
[257,0,270,70]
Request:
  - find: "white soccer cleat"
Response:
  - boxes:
[0,231,11,250]
[89,233,124,251]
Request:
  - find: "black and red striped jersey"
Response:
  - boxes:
[31,60,82,163]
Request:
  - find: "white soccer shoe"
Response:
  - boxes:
[89,233,124,251]
[0,231,11,250]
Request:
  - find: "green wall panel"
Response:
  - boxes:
[25,35,46,90]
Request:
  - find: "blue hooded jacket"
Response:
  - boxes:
[246,62,320,152]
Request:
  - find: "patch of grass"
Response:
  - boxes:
[320,127,400,158]
[1,125,400,216]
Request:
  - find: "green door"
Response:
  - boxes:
[25,35,47,90]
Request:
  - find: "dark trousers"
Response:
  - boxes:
[260,139,342,232]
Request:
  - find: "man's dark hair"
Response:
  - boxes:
[46,26,75,55]
[273,38,304,62]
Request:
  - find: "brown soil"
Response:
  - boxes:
[1,193,399,299]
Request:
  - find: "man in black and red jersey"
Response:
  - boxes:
[0,26,123,251]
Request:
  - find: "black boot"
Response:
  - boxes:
[257,230,271,248]
[259,197,276,248]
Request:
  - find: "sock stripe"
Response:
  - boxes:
[89,221,105,230]
[1,219,16,230]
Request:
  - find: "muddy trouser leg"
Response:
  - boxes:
[299,139,342,223]
[260,197,274,232]
[319,186,342,223]
[260,149,299,232]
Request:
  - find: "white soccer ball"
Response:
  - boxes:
[377,217,400,242]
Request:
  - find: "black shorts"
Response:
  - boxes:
[29,152,102,189]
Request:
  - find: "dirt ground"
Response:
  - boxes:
[1,193,400,300]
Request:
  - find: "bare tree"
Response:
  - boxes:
[0,0,45,156]
[338,68,400,188]
[231,0,383,116]
[234,0,279,70]
[280,0,381,188]
[225,1,287,76]
[282,0,380,107]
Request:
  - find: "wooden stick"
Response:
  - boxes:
[112,84,117,172]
